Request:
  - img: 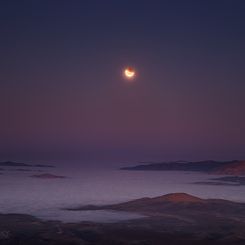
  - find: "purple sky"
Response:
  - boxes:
[1,1,245,164]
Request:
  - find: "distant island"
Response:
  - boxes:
[121,160,245,175]
[0,161,54,168]
[67,192,245,217]
[65,192,245,243]
[30,173,66,179]
[194,176,245,186]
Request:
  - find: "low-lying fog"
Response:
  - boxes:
[0,165,244,223]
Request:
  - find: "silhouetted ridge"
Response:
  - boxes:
[31,173,66,179]
[0,161,54,168]
[67,192,245,221]
[0,161,31,167]
[214,160,245,175]
[153,193,203,203]
[121,160,245,175]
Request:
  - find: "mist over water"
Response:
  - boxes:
[0,164,244,223]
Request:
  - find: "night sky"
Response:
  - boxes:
[1,1,245,164]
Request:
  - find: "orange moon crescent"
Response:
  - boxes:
[124,68,135,79]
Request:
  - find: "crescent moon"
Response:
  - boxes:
[124,68,135,79]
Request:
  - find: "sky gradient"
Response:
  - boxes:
[1,0,245,164]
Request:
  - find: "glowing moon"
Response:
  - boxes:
[124,67,136,79]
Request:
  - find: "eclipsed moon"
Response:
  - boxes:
[124,67,136,79]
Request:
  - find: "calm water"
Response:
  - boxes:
[0,165,244,223]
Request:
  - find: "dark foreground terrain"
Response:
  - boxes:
[1,193,245,245]
[0,213,244,245]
